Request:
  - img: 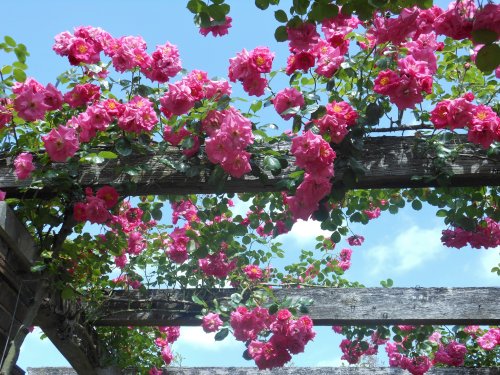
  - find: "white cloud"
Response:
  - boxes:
[281,219,332,245]
[176,327,240,351]
[365,225,444,276]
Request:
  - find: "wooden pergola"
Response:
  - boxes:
[1,135,499,374]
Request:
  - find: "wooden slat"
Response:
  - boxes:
[93,287,500,327]
[23,367,500,374]
[0,136,499,198]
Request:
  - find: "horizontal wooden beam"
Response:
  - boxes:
[93,287,500,327]
[24,367,500,375]
[1,136,499,198]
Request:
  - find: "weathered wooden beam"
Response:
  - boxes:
[0,203,37,269]
[35,296,121,375]
[24,367,500,375]
[93,287,500,327]
[1,136,499,198]
[0,203,39,375]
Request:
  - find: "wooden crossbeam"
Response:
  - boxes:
[93,287,500,327]
[1,136,499,198]
[24,367,500,374]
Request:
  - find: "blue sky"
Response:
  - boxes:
[1,0,497,371]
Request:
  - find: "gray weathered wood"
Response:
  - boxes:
[34,290,121,375]
[24,367,500,374]
[0,136,499,198]
[93,287,500,327]
[0,203,37,268]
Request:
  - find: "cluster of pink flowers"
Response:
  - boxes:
[64,83,100,108]
[340,338,378,364]
[273,87,304,120]
[287,130,336,221]
[347,235,364,246]
[160,70,231,117]
[74,185,119,224]
[65,99,118,142]
[117,96,158,134]
[363,206,381,220]
[430,95,500,149]
[386,342,432,375]
[285,11,359,77]
[202,312,223,333]
[441,218,500,249]
[198,248,236,278]
[0,98,13,129]
[153,326,180,367]
[314,100,358,143]
[14,152,35,180]
[105,201,156,269]
[228,47,274,96]
[228,307,315,369]
[12,78,62,122]
[204,107,254,178]
[477,328,500,350]
[111,274,142,290]
[42,125,80,162]
[199,17,232,37]
[373,54,435,110]
[164,225,197,264]
[53,26,182,83]
[369,6,442,46]
[336,248,352,271]
[163,124,200,157]
[243,264,264,281]
[171,199,199,225]
[433,340,467,367]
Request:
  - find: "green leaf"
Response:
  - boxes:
[436,209,448,217]
[416,0,433,9]
[255,0,270,10]
[115,137,133,156]
[151,209,163,221]
[242,349,252,361]
[274,9,288,22]
[192,294,208,307]
[4,36,16,47]
[208,4,227,21]
[475,44,500,73]
[61,287,75,300]
[292,115,302,133]
[471,29,498,45]
[13,68,26,82]
[1,65,12,75]
[31,263,47,272]
[214,328,229,341]
[187,0,206,13]
[330,231,341,243]
[269,303,279,315]
[216,94,231,110]
[411,200,422,211]
[14,47,27,63]
[250,100,263,112]
[98,151,118,159]
[263,155,281,171]
[293,0,310,15]
[274,25,288,42]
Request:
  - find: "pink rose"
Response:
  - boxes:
[42,125,80,162]
[14,152,35,180]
